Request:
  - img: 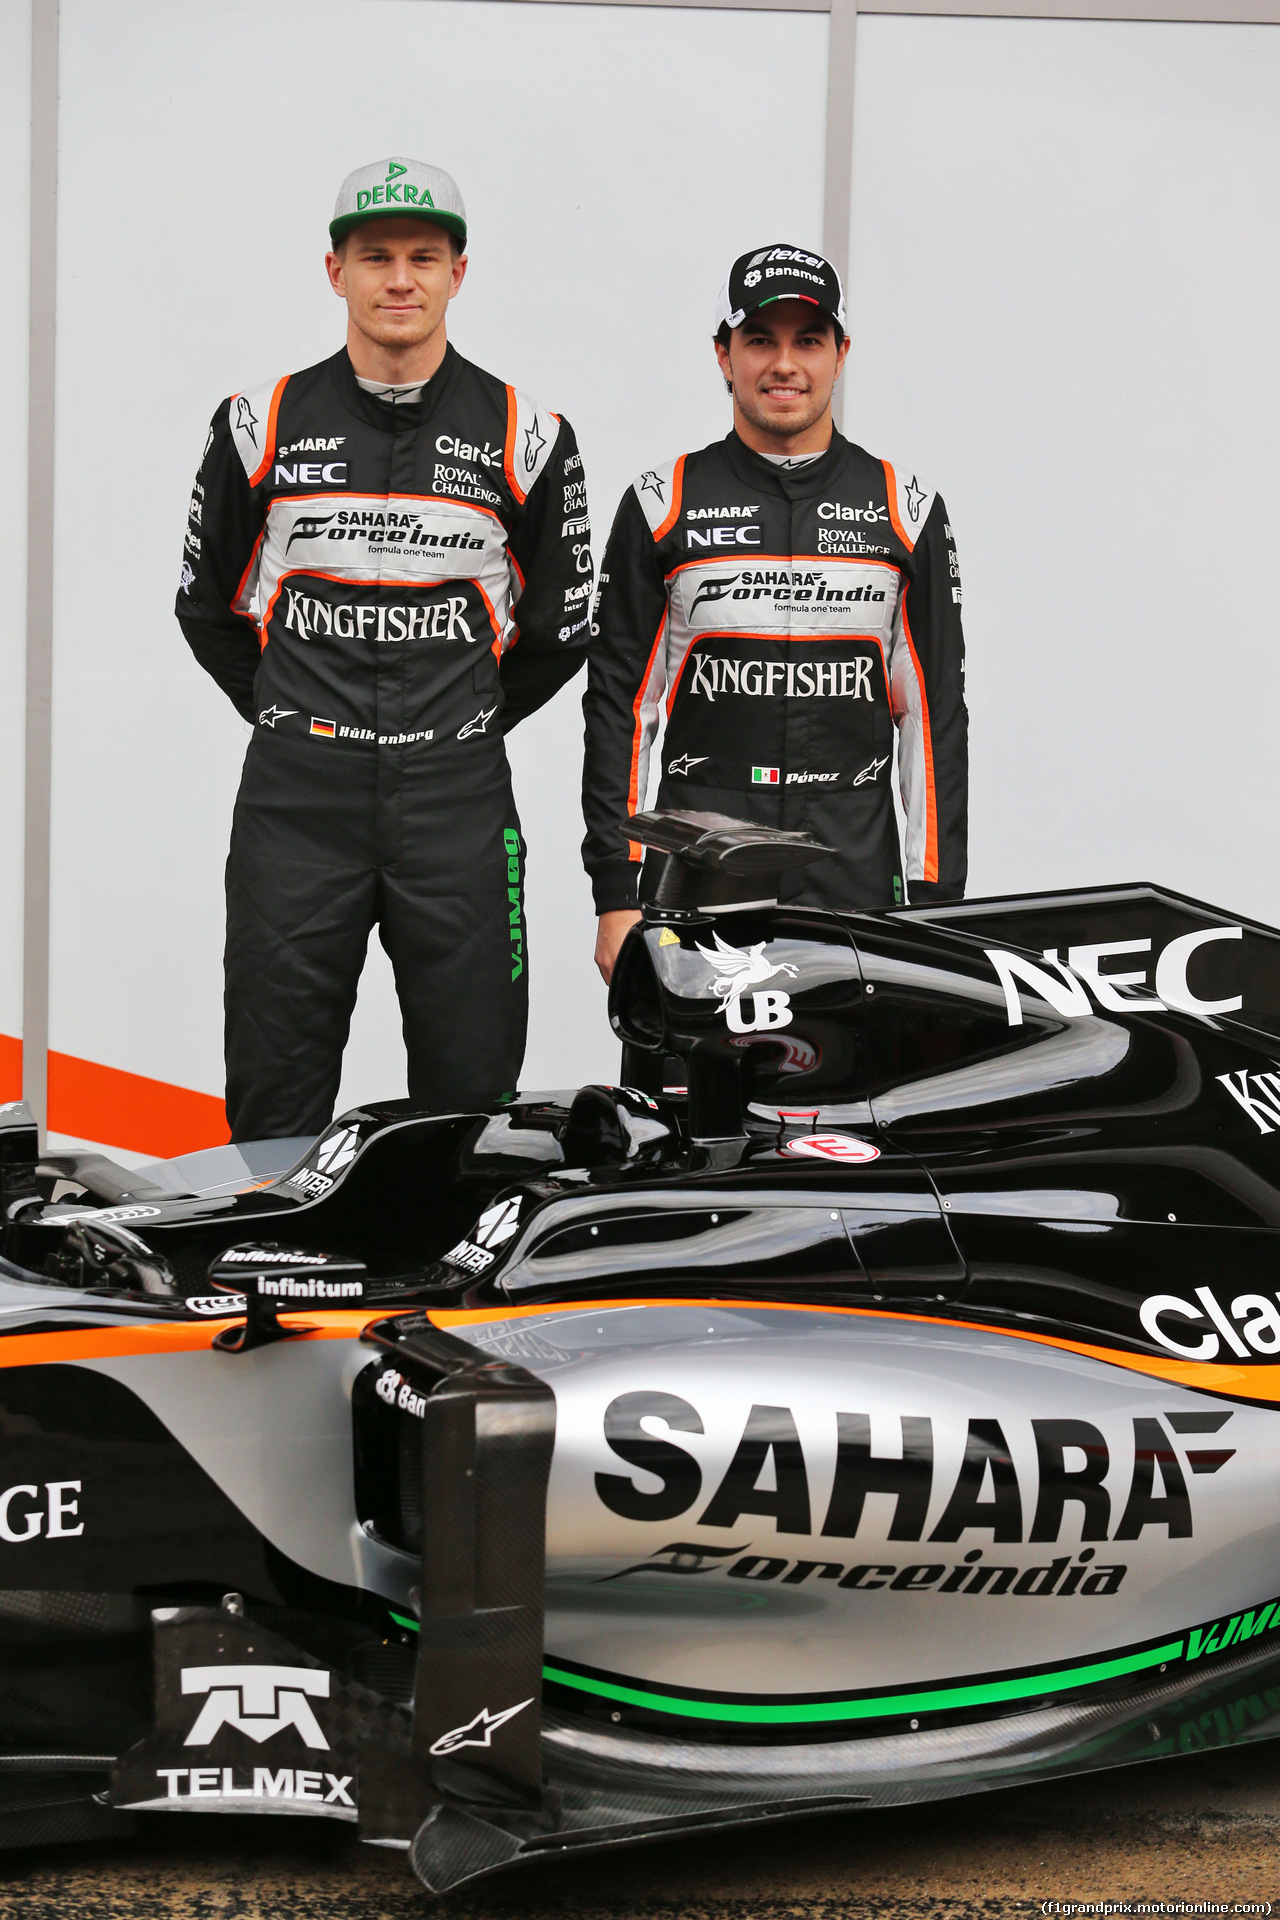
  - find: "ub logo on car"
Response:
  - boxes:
[696,932,797,1033]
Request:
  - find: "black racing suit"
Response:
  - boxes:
[177,344,591,1139]
[582,428,967,911]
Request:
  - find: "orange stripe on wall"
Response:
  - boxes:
[0,1034,20,1102]
[46,1051,229,1158]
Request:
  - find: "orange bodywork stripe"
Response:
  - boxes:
[626,611,667,861]
[882,458,913,551]
[3,1297,1267,1403]
[900,588,938,882]
[427,1298,1280,1403]
[247,377,289,489]
[47,1052,229,1159]
[0,1309,403,1371]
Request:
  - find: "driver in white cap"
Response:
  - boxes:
[177,158,591,1139]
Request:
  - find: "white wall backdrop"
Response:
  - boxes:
[47,0,828,1118]
[846,15,1280,926]
[30,0,1280,1148]
[0,0,31,1093]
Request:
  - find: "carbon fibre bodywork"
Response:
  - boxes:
[3,826,1280,1890]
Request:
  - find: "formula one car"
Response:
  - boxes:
[2,810,1280,1895]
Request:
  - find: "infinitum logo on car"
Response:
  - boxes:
[255,1272,364,1300]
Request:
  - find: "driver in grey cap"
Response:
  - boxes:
[177,157,591,1139]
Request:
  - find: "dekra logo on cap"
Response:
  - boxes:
[356,161,436,216]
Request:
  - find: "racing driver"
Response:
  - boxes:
[177,157,591,1139]
[582,243,967,984]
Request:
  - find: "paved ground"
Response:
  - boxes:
[4,1745,1280,1918]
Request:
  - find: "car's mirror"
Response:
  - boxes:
[204,1242,368,1353]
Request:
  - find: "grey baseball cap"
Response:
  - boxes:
[330,157,467,246]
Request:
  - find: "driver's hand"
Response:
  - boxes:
[594,909,643,987]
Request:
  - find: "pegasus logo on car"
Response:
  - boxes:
[696,933,798,1012]
[695,934,797,1033]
